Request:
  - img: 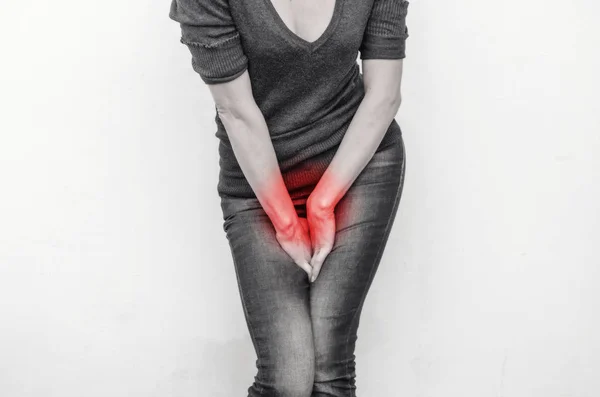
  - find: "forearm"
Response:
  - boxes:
[218,105,298,234]
[311,92,401,209]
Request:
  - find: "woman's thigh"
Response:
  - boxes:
[309,136,407,392]
[219,134,406,394]
[220,196,315,394]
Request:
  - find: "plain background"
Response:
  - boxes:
[1,0,599,396]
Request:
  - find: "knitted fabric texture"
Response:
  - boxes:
[169,0,410,198]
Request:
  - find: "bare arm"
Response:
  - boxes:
[170,0,313,276]
[168,0,299,235]
[208,71,299,235]
[208,72,314,276]
[308,0,409,210]
[306,0,409,282]
[310,58,404,209]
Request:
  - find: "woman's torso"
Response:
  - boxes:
[216,0,403,198]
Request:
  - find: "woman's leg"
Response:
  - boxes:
[309,136,407,397]
[220,196,315,397]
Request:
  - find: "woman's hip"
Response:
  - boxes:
[220,133,406,224]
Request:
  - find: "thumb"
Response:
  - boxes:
[310,247,321,265]
[311,245,330,263]
[298,261,313,278]
[310,249,326,282]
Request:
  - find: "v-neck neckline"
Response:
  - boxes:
[262,0,344,52]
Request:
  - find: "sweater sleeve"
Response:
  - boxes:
[169,0,249,85]
[359,0,410,60]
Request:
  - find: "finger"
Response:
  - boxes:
[297,261,313,278]
[310,261,321,283]
[310,248,330,282]
[311,241,332,264]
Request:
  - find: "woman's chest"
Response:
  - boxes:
[229,0,375,58]
[268,0,337,44]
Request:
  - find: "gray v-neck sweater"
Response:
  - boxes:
[169,0,410,198]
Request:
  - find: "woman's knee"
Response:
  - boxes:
[310,311,360,395]
[272,373,314,397]
[255,317,316,396]
[260,356,315,397]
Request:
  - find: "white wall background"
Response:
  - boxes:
[1,0,599,396]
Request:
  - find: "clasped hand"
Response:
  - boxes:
[274,193,336,283]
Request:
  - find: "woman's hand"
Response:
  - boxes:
[274,217,314,278]
[306,194,337,283]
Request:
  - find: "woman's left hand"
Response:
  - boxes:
[306,193,336,283]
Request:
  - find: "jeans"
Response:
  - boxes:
[219,134,406,397]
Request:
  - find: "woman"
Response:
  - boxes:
[169,0,409,395]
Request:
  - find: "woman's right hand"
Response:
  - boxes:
[274,217,313,278]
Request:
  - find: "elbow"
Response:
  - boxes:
[364,89,402,119]
[364,83,402,109]
[215,103,236,120]
[208,70,258,125]
[381,91,402,112]
[388,93,402,114]
[216,101,253,124]
[215,101,261,134]
[213,89,257,124]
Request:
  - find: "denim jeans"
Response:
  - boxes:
[219,134,406,397]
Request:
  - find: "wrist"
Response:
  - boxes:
[256,173,300,236]
[273,213,300,238]
[311,171,348,210]
[307,189,336,212]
